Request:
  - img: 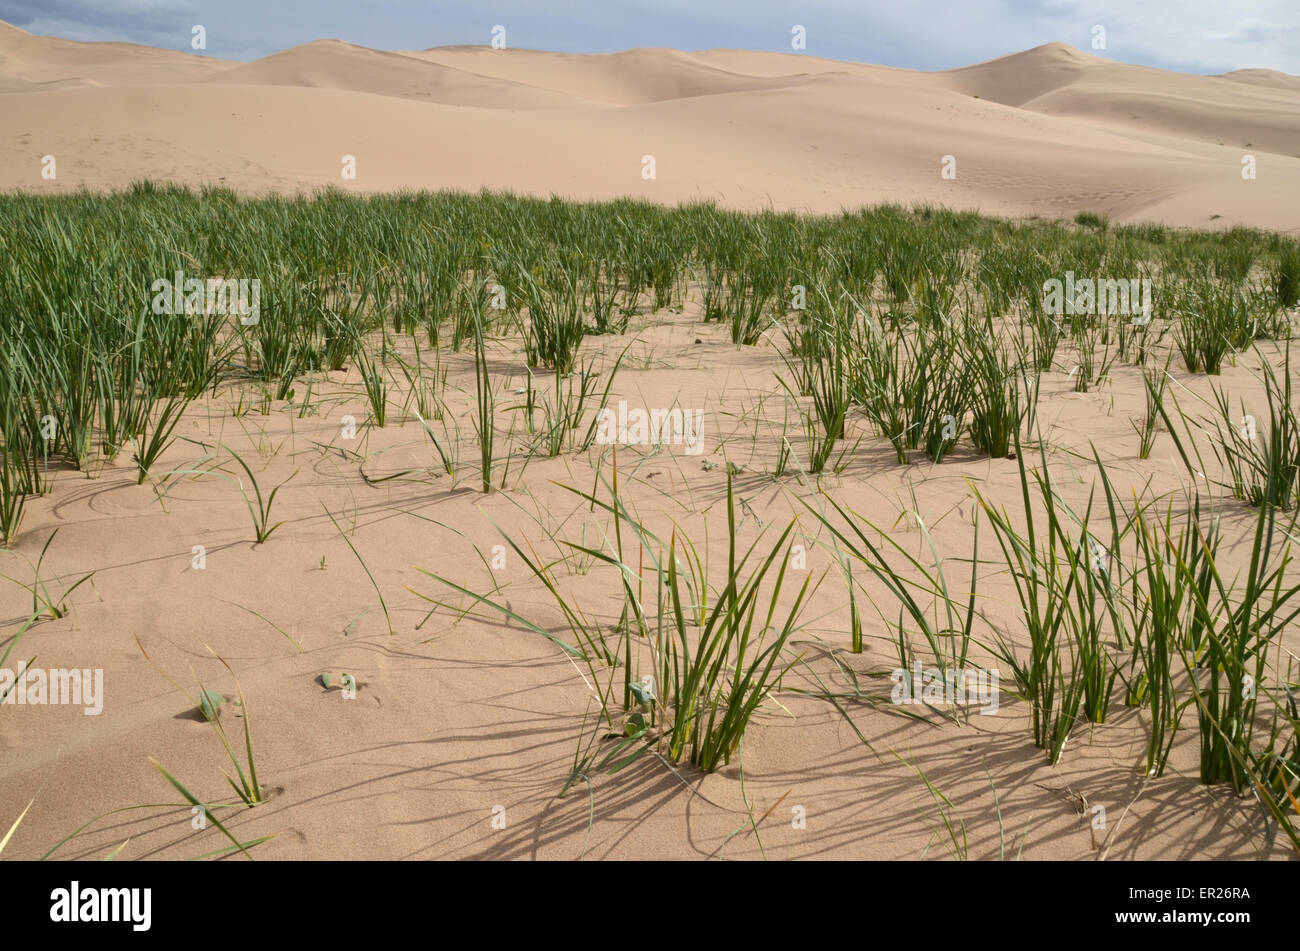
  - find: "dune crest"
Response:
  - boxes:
[202,39,597,109]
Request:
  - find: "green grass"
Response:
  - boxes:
[799,488,978,699]
[133,636,272,857]
[5,184,1300,855]
[352,332,390,428]
[414,468,814,772]
[1126,496,1207,776]
[1133,360,1170,460]
[225,445,296,544]
[517,257,588,375]
[1175,280,1250,374]
[1,529,96,621]
[1074,211,1110,231]
[1271,240,1300,308]
[971,435,1124,762]
[471,310,495,493]
[779,286,852,472]
[965,317,1028,459]
[1179,492,1300,796]
[1210,346,1300,509]
[132,394,189,484]
[323,504,394,636]
[0,186,1291,546]
[655,476,815,769]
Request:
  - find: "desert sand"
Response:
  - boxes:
[1,20,1299,230]
[4,306,1297,861]
[1,21,1298,862]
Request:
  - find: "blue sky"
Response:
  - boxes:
[1,0,1296,74]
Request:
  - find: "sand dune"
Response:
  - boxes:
[0,17,229,85]
[935,42,1102,106]
[687,48,903,81]
[939,44,1300,157]
[205,39,597,109]
[1217,68,1300,91]
[0,22,1297,228]
[404,46,797,105]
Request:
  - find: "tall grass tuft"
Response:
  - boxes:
[1210,347,1300,509]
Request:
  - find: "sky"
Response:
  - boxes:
[1,0,1297,75]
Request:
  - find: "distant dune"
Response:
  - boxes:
[1,21,1297,230]
[202,39,597,109]
[1216,68,1300,92]
[403,46,797,105]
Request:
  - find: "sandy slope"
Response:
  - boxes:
[0,24,1297,229]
